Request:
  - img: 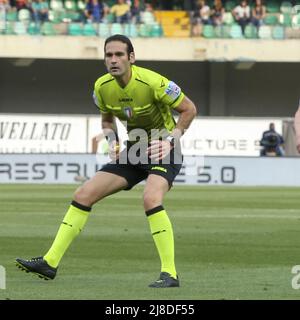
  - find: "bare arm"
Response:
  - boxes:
[171,95,198,140]
[101,113,119,159]
[295,106,300,153]
[102,112,118,138]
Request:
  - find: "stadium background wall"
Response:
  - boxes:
[0,58,299,117]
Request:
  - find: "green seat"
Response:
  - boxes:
[225,1,237,12]
[258,25,272,39]
[41,22,56,35]
[18,8,31,21]
[138,23,151,37]
[280,1,293,14]
[123,23,139,37]
[98,23,110,37]
[266,1,280,13]
[111,23,123,35]
[64,10,82,22]
[150,23,163,37]
[214,25,230,38]
[48,9,63,23]
[272,25,285,39]
[223,12,234,25]
[83,23,97,36]
[68,23,83,35]
[244,24,257,39]
[202,25,216,38]
[229,24,243,38]
[279,13,292,27]
[263,14,279,25]
[5,21,15,35]
[28,22,40,35]
[103,13,115,23]
[64,0,77,11]
[141,11,155,24]
[292,13,300,28]
[14,21,27,35]
[50,0,64,11]
[6,10,18,22]
[77,0,86,10]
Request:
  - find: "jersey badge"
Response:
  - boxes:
[124,106,133,118]
[165,81,181,100]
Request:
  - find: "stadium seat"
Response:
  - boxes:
[28,22,40,35]
[111,23,123,35]
[68,23,83,35]
[272,25,285,39]
[6,10,18,22]
[138,23,151,37]
[18,9,31,22]
[263,14,279,25]
[123,23,138,38]
[223,12,234,25]
[279,13,292,27]
[225,1,237,12]
[14,21,27,35]
[64,0,77,11]
[266,1,280,13]
[258,25,272,39]
[140,11,156,24]
[82,23,97,36]
[41,22,57,35]
[48,9,63,23]
[5,21,14,35]
[202,25,216,38]
[98,23,110,37]
[50,0,64,11]
[150,23,163,37]
[214,25,230,38]
[244,24,257,39]
[280,1,293,14]
[65,11,82,22]
[77,0,86,11]
[229,24,243,38]
[292,13,300,29]
[103,13,115,23]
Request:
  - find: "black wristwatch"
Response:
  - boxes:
[165,136,175,148]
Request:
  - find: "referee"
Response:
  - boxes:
[16,34,197,288]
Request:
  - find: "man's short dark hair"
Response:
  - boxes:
[104,34,135,57]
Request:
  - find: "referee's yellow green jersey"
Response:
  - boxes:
[93,65,185,141]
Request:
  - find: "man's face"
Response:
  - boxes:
[104,41,135,77]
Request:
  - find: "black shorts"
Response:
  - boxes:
[99,145,183,190]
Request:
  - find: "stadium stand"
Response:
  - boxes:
[0,0,299,39]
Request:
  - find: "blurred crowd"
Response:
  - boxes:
[0,0,156,25]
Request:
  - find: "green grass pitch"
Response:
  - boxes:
[1,184,300,300]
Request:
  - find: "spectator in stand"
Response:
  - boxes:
[210,0,224,26]
[130,0,144,24]
[110,0,130,24]
[0,0,11,32]
[31,0,49,24]
[192,0,211,37]
[15,0,31,11]
[232,0,250,34]
[84,0,108,23]
[251,0,266,29]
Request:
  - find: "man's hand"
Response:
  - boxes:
[108,140,120,161]
[146,140,173,161]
